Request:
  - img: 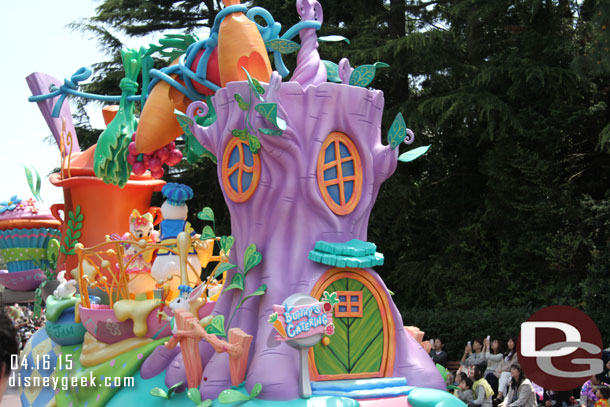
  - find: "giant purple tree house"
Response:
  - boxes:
[186,78,445,400]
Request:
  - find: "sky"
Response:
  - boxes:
[0,1,154,205]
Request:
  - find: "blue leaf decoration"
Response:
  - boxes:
[255,103,287,130]
[175,110,194,138]
[322,60,342,83]
[398,145,431,162]
[265,39,301,54]
[349,62,390,87]
[388,112,407,150]
[258,128,283,136]
[349,65,376,87]
[318,35,351,44]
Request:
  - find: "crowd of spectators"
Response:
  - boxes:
[429,337,610,407]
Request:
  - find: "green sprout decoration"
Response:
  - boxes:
[33,238,60,318]
[322,291,341,307]
[218,383,263,404]
[187,387,213,407]
[231,68,287,154]
[186,383,263,406]
[197,206,267,336]
[150,381,184,400]
[60,205,83,256]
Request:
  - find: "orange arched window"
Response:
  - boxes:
[221,137,261,202]
[317,132,362,215]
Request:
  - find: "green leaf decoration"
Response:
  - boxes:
[72,231,81,240]
[322,60,342,83]
[265,38,301,54]
[373,61,390,69]
[220,235,235,253]
[199,400,213,407]
[232,129,249,141]
[243,244,262,274]
[318,35,351,44]
[205,315,226,337]
[323,291,340,307]
[349,64,377,87]
[248,134,261,154]
[175,110,194,138]
[238,284,267,308]
[258,128,283,137]
[167,382,183,399]
[234,94,250,111]
[224,272,244,292]
[67,229,73,239]
[68,211,75,221]
[252,78,265,95]
[197,207,215,221]
[186,132,217,165]
[214,262,238,279]
[242,68,264,102]
[150,387,168,399]
[388,112,407,150]
[201,225,216,240]
[76,214,83,222]
[255,103,286,131]
[68,219,74,229]
[398,145,432,163]
[187,388,202,404]
[22,165,42,202]
[249,383,263,398]
[218,388,250,404]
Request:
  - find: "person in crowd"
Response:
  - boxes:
[581,374,610,407]
[458,375,475,404]
[540,389,574,407]
[499,365,537,407]
[0,308,19,403]
[483,337,504,393]
[594,387,610,407]
[495,337,519,403]
[430,338,449,367]
[459,338,485,375]
[470,363,494,407]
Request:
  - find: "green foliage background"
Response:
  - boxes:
[69,0,610,350]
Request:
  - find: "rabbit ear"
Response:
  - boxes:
[189,284,205,302]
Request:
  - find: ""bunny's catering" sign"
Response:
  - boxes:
[269,301,335,341]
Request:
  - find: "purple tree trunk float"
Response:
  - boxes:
[174,78,441,399]
[142,0,444,400]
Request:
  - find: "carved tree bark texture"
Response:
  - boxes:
[184,81,445,400]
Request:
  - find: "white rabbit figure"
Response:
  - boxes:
[151,183,201,297]
[53,270,77,299]
[162,284,206,334]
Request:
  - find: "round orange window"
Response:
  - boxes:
[316,132,363,215]
[221,137,261,202]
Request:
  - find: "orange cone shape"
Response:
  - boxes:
[218,0,272,86]
[135,59,191,154]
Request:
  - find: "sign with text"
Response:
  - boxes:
[269,301,334,341]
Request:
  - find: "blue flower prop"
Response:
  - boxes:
[161,183,194,206]
[0,195,22,214]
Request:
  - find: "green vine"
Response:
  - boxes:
[196,206,267,336]
[60,205,83,256]
[186,383,262,406]
[33,238,60,317]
